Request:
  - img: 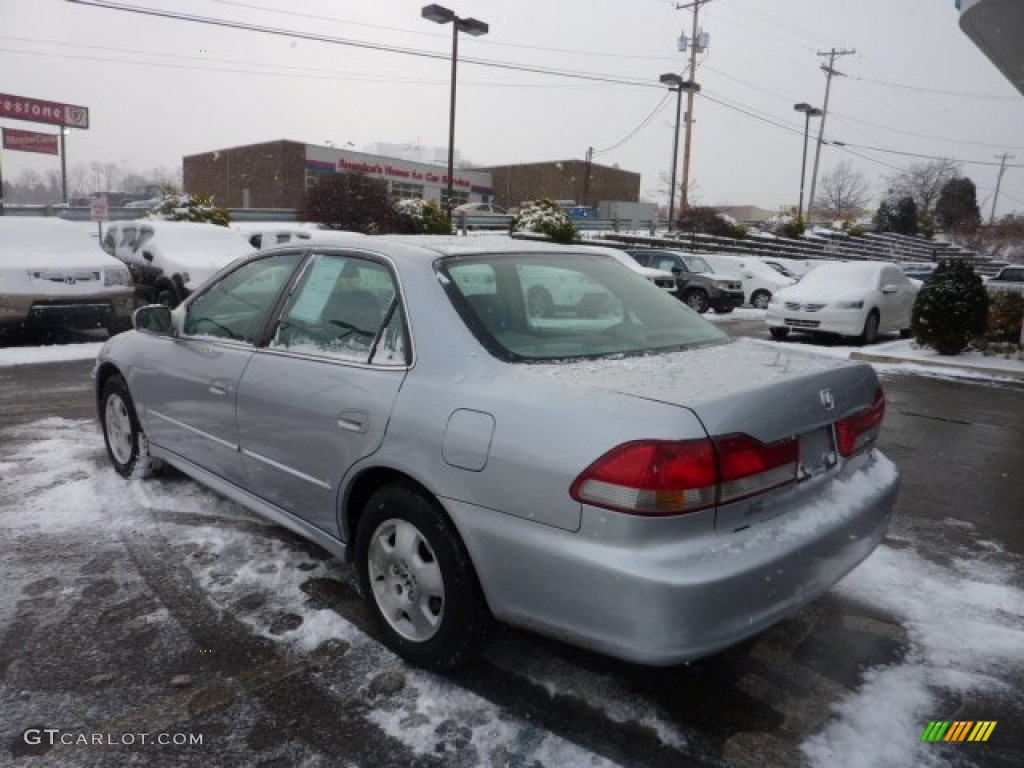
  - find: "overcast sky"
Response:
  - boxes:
[2,0,1022,217]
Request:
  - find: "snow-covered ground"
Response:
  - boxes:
[2,314,1022,766]
[2,417,1021,766]
[704,308,1024,384]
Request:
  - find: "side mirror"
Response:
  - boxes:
[671,266,682,275]
[133,305,173,335]
[743,271,755,279]
[142,250,154,262]
[881,284,899,294]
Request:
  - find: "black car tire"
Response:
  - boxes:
[356,484,489,670]
[899,328,912,339]
[155,279,179,309]
[751,290,772,310]
[683,289,710,314]
[859,311,880,345]
[769,327,790,340]
[100,374,163,478]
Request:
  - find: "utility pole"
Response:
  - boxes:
[583,146,593,207]
[805,47,854,226]
[676,0,710,213]
[990,151,1013,223]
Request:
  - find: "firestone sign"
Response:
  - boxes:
[0,93,90,129]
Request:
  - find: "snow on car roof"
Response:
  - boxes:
[0,217,123,269]
[111,220,255,268]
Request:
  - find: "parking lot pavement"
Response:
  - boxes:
[1,352,1022,767]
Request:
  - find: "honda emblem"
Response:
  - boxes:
[819,389,835,411]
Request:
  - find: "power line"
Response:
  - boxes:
[593,93,671,155]
[836,142,1024,169]
[848,74,1019,102]
[62,0,666,89]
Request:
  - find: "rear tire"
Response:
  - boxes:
[356,484,489,670]
[100,374,162,478]
[769,327,790,340]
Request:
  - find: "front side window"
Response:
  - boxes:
[443,252,727,361]
[183,252,302,344]
[270,253,404,364]
[682,254,713,274]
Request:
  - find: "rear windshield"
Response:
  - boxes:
[440,252,727,361]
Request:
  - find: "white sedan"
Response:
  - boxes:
[765,261,919,344]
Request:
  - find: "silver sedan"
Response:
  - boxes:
[95,235,899,669]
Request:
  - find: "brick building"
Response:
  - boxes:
[477,160,641,209]
[183,139,494,210]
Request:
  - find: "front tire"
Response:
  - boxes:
[859,311,880,345]
[751,290,772,310]
[769,326,790,340]
[100,374,162,478]
[356,484,489,670]
[682,289,710,314]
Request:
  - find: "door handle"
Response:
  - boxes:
[209,379,232,396]
[337,409,370,433]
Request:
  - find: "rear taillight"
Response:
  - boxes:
[836,388,885,457]
[570,434,798,516]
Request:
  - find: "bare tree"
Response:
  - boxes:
[813,161,870,220]
[69,164,90,196]
[886,158,959,216]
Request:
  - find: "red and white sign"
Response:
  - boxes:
[90,195,109,223]
[2,127,59,155]
[0,93,90,129]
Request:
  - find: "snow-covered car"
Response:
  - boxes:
[96,235,897,670]
[228,222,367,250]
[766,261,919,344]
[101,220,254,307]
[703,254,796,309]
[0,217,135,339]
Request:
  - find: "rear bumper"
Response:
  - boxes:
[449,451,898,666]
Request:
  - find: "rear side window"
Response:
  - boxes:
[443,252,726,361]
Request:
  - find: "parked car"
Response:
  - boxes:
[760,259,801,279]
[454,202,508,216]
[765,261,918,344]
[897,262,938,283]
[101,220,254,307]
[0,217,135,339]
[625,248,744,313]
[453,202,513,231]
[96,235,898,670]
[985,264,1024,295]
[703,253,796,309]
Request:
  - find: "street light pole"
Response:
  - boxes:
[661,74,684,232]
[793,103,821,222]
[659,74,700,232]
[421,4,488,218]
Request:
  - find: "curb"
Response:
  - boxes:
[850,350,1024,381]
